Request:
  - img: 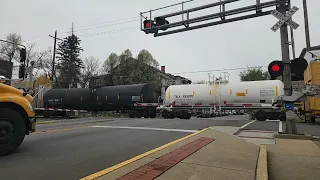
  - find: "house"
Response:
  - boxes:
[89,60,191,102]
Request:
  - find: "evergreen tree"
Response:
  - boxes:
[55,34,84,88]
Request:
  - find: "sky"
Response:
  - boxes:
[1,0,319,83]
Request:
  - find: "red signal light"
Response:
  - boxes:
[145,22,151,28]
[271,64,280,72]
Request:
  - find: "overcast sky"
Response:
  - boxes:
[1,0,319,82]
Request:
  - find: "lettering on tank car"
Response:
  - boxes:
[260,88,276,97]
[174,95,194,98]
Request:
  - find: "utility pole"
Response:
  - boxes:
[279,0,292,96]
[52,31,57,81]
[49,31,63,82]
[302,0,311,51]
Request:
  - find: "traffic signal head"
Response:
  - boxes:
[20,48,26,62]
[268,60,284,79]
[291,58,308,81]
[155,17,169,31]
[143,20,158,34]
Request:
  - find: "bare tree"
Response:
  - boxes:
[0,33,23,62]
[80,56,100,88]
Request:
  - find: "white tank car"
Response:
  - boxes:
[164,80,284,105]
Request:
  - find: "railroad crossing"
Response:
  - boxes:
[270,6,300,32]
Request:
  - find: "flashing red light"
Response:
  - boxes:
[145,22,151,28]
[271,64,280,72]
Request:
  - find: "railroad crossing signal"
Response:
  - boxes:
[270,6,300,32]
[268,58,308,81]
[268,60,284,79]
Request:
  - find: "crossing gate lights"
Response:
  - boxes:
[268,58,308,81]
[143,17,169,34]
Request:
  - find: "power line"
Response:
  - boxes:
[170,65,268,74]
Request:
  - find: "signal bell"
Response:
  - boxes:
[268,60,284,80]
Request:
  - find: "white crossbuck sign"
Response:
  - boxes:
[270,6,300,32]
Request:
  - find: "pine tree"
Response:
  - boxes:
[55,34,84,88]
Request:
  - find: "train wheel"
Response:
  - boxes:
[255,110,267,121]
[185,112,191,119]
[169,112,175,119]
[128,110,135,118]
[142,110,150,118]
[162,111,169,119]
[149,110,156,119]
[135,111,142,118]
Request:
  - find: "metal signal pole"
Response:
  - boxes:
[303,0,311,51]
[279,0,292,96]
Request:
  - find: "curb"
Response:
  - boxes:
[36,121,55,125]
[256,145,268,180]
[80,127,211,180]
[274,132,314,140]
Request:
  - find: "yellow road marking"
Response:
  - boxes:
[256,145,268,180]
[36,121,55,125]
[33,126,89,134]
[80,127,211,180]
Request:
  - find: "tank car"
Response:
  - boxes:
[162,80,286,121]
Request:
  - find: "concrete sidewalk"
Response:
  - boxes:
[88,127,261,180]
[267,138,320,180]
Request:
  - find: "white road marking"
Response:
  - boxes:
[91,125,199,133]
[279,121,283,133]
[240,120,256,130]
[266,119,280,122]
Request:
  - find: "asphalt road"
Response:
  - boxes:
[0,115,250,180]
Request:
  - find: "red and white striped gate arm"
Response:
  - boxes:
[35,108,87,113]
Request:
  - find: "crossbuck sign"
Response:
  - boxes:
[270,6,300,32]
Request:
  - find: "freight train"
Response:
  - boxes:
[43,84,158,118]
[42,80,286,121]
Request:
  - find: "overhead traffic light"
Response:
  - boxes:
[268,60,284,80]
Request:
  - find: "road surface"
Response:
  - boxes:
[0,115,250,180]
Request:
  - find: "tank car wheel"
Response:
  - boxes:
[168,112,175,119]
[128,111,135,118]
[142,110,150,118]
[255,110,267,121]
[185,112,191,119]
[135,111,142,118]
[162,111,169,119]
[149,110,157,119]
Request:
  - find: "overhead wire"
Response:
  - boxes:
[169,65,268,75]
